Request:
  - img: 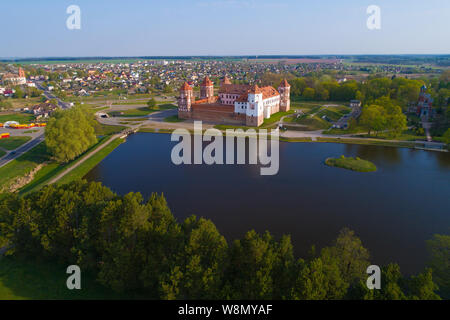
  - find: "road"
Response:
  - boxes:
[0,81,71,168]
[35,81,71,109]
[0,132,44,167]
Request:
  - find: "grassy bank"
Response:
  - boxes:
[94,123,126,135]
[0,136,32,150]
[325,155,377,172]
[18,136,112,195]
[316,137,417,148]
[0,142,48,192]
[0,149,6,158]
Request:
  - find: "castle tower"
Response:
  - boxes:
[18,67,25,78]
[178,82,194,118]
[246,84,264,127]
[221,76,232,85]
[200,76,214,102]
[278,79,291,112]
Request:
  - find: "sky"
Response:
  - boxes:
[1,0,449,57]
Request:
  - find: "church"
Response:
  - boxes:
[177,76,290,127]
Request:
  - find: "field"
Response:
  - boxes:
[325,155,377,172]
[108,107,154,117]
[0,136,32,150]
[0,149,5,158]
[94,123,126,135]
[0,112,36,123]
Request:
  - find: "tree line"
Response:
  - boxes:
[264,71,449,110]
[0,180,447,300]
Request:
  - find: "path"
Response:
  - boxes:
[47,133,123,184]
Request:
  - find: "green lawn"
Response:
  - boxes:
[325,155,377,172]
[94,123,126,135]
[356,129,426,141]
[262,110,295,127]
[293,115,332,130]
[0,256,123,300]
[0,113,35,123]
[57,138,124,185]
[164,115,184,123]
[108,107,153,117]
[0,149,5,158]
[316,107,351,122]
[0,136,32,150]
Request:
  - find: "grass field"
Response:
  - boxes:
[0,136,32,150]
[0,113,35,123]
[108,107,153,117]
[94,123,126,135]
[0,149,5,158]
[325,155,377,172]
[0,256,123,300]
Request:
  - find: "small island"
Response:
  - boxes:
[325,155,377,172]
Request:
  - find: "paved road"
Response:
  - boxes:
[0,132,44,167]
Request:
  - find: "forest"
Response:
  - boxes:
[0,180,448,300]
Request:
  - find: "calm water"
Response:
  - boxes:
[85,133,450,274]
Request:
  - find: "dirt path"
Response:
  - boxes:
[47,134,122,184]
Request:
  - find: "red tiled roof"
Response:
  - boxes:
[222,76,232,85]
[201,76,213,86]
[235,86,279,102]
[279,79,290,87]
[180,82,192,91]
[260,86,280,99]
[219,83,251,94]
[249,84,262,94]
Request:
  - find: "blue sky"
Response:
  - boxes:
[1,0,449,57]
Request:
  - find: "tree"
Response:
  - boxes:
[302,88,315,101]
[427,234,450,298]
[45,106,97,163]
[147,98,157,109]
[443,129,450,147]
[359,105,386,136]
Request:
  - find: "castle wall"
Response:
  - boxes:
[180,104,247,125]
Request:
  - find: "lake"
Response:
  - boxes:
[85,133,450,274]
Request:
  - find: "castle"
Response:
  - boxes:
[2,67,26,85]
[417,85,433,120]
[177,76,290,127]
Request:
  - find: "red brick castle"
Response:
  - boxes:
[177,77,290,127]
